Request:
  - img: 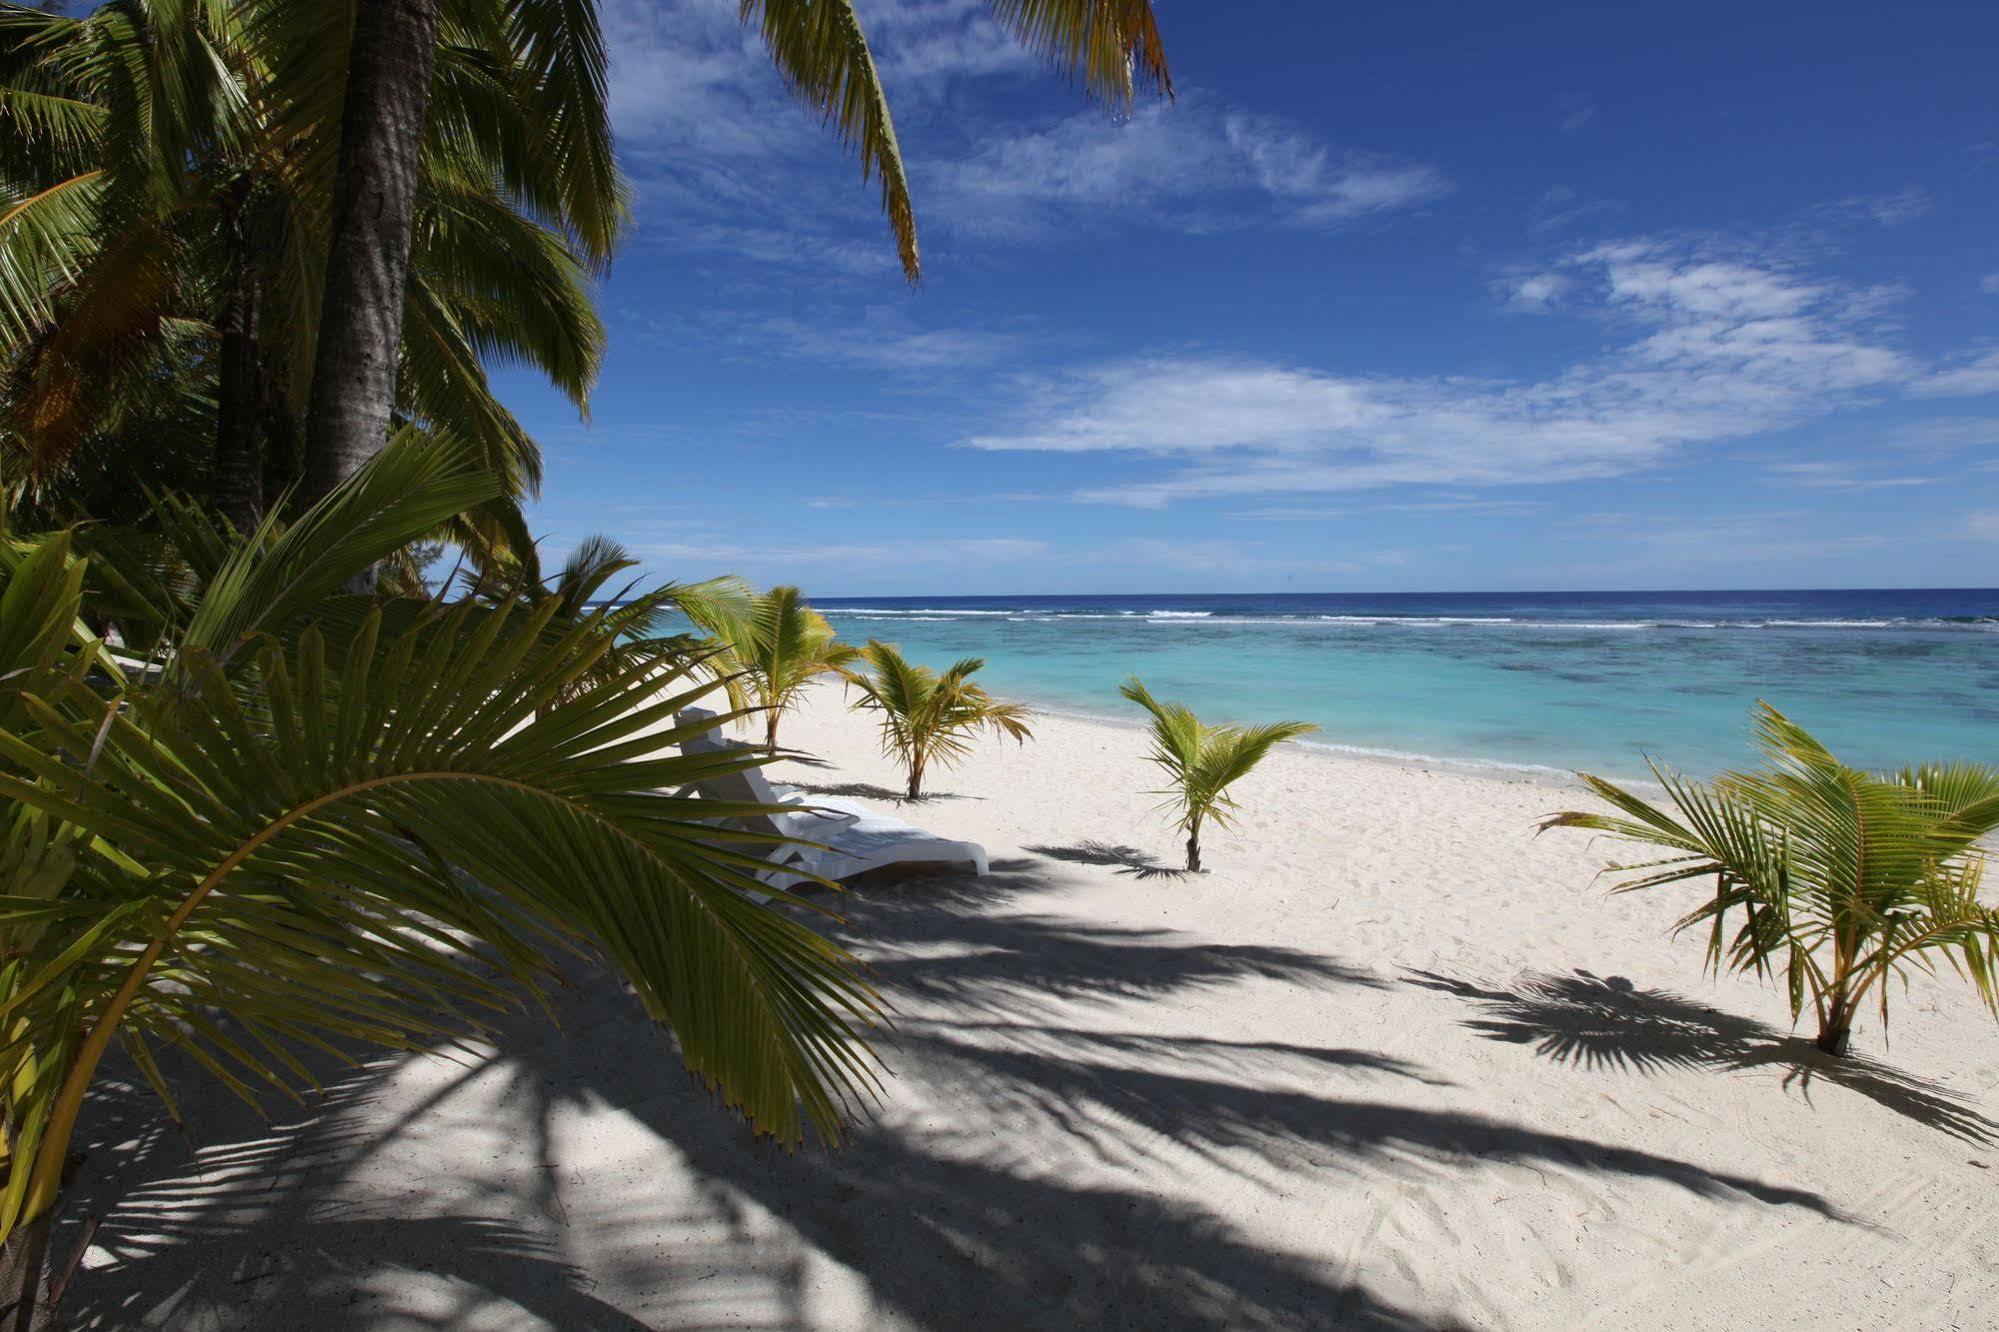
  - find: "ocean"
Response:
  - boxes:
[807,590,1999,782]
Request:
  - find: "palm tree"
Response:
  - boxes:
[298,0,1175,507]
[1119,678,1316,873]
[846,640,1032,800]
[693,585,858,752]
[0,0,620,540]
[300,0,439,510]
[1540,703,1999,1057]
[0,432,880,1325]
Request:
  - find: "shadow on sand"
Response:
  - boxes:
[1024,839,1194,881]
[1404,967,1997,1144]
[781,779,977,806]
[60,863,1846,1329]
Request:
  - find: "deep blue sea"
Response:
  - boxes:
[807,590,1999,781]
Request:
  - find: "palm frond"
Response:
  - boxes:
[1543,701,1999,1053]
[985,0,1173,102]
[743,0,917,281]
[179,427,500,666]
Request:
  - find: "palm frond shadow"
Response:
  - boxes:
[782,779,976,805]
[1403,968,1998,1144]
[1024,839,1194,880]
[59,1064,659,1330]
[63,862,1844,1327]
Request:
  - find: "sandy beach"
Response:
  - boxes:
[64,686,1999,1329]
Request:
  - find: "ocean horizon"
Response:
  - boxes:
[792,588,1999,781]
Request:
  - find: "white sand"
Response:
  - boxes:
[67,687,1999,1328]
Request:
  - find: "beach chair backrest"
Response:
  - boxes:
[676,707,786,835]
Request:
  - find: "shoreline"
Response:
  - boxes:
[810,680,1630,793]
[1016,695,1594,789]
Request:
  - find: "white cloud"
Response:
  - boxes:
[1233,497,1549,519]
[1498,272,1571,312]
[926,98,1448,238]
[1763,462,1935,490]
[1901,416,1999,446]
[1917,350,1999,397]
[1816,187,1931,228]
[1103,539,1407,578]
[600,4,1443,271]
[963,237,1930,506]
[636,537,1049,569]
[755,314,1018,369]
[1966,510,1999,541]
[1984,274,1999,295]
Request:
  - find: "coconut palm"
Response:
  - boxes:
[846,640,1032,800]
[300,0,1174,506]
[692,585,857,753]
[1119,677,1316,873]
[0,0,620,539]
[0,433,879,1324]
[1540,702,1999,1057]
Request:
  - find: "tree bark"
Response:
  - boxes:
[1816,995,1853,1056]
[214,182,266,535]
[766,711,781,755]
[300,0,441,531]
[1185,818,1202,873]
[905,754,924,802]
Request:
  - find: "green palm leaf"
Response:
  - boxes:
[1119,677,1313,872]
[1542,701,1999,1054]
[847,640,1032,799]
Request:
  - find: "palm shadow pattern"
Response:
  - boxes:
[1404,967,1997,1144]
[780,779,975,806]
[1024,839,1194,880]
[62,861,1843,1328]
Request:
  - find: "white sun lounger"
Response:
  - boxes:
[675,707,988,891]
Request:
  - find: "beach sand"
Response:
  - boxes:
[65,686,1999,1328]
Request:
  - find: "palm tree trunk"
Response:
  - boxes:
[1185,817,1202,873]
[1816,993,1854,1056]
[766,711,781,754]
[905,754,924,801]
[214,182,266,535]
[0,1207,54,1332]
[1816,939,1856,1056]
[300,0,441,532]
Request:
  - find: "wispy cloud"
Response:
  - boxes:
[1496,271,1572,312]
[1555,95,1597,134]
[1557,510,1900,565]
[1900,416,1999,446]
[925,97,1449,238]
[1233,497,1549,520]
[1815,186,1932,228]
[1917,349,1999,397]
[1101,539,1408,578]
[637,536,1049,565]
[601,0,1046,270]
[601,4,1443,270]
[1984,273,1999,295]
[964,236,1937,506]
[1966,510,1999,542]
[1763,461,1935,490]
[753,313,1020,370]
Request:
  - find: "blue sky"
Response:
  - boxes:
[507,0,1999,595]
